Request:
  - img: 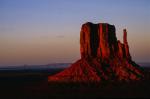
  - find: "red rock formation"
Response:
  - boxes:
[123,29,131,60]
[48,22,144,83]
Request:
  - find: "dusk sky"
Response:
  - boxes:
[0,0,149,66]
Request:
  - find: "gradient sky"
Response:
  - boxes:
[0,0,150,66]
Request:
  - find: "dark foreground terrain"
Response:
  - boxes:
[0,67,150,99]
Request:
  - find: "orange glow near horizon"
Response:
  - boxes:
[0,0,149,66]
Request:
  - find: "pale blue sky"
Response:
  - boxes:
[0,0,149,66]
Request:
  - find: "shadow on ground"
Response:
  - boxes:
[0,68,150,99]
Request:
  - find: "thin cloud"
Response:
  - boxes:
[56,35,65,38]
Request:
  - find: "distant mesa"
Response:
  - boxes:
[48,22,144,83]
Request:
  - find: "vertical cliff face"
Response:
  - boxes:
[80,23,131,61]
[80,22,117,60]
[48,22,144,83]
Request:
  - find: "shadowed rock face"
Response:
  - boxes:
[48,22,144,83]
[80,22,117,60]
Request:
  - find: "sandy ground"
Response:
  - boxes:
[0,68,150,99]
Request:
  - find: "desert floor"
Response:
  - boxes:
[0,67,150,99]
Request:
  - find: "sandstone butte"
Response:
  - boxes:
[48,22,144,83]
